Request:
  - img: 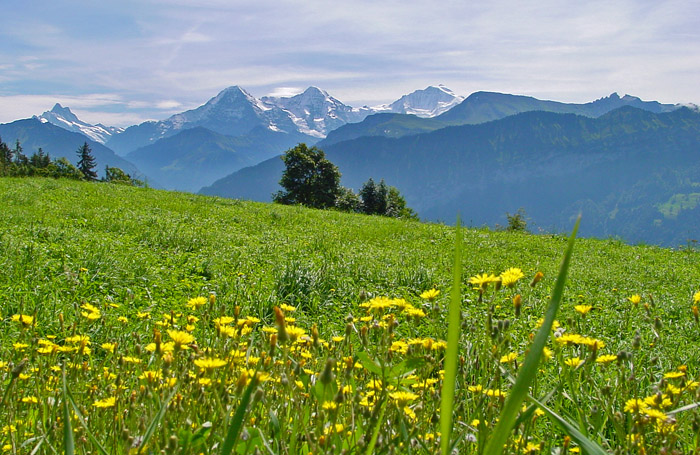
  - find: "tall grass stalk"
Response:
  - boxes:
[483,216,580,455]
[220,372,260,455]
[440,218,463,455]
[61,368,74,455]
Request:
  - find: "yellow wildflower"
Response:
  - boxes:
[93,397,116,408]
[574,305,592,316]
[11,314,34,327]
[420,288,440,300]
[279,303,296,312]
[469,273,499,289]
[500,352,518,363]
[390,391,419,407]
[499,268,524,288]
[663,371,685,379]
[564,357,583,368]
[186,296,208,309]
[596,354,618,364]
[623,398,647,413]
[167,330,195,349]
[194,357,227,373]
[322,401,338,411]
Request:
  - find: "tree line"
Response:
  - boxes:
[0,137,142,186]
[273,143,418,220]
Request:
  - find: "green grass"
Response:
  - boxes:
[2,177,700,454]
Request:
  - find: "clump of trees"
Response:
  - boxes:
[274,143,417,220]
[0,137,142,186]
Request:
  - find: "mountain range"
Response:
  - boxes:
[201,105,700,247]
[0,118,143,180]
[2,85,698,246]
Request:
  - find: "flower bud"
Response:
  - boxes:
[513,294,522,317]
[530,271,544,287]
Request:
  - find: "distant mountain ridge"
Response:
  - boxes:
[36,104,123,144]
[201,106,700,247]
[0,118,144,181]
[320,91,685,147]
[374,85,464,117]
[125,125,311,192]
[105,85,465,156]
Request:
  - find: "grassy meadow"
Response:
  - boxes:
[1,177,700,454]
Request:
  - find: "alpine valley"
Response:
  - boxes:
[2,85,699,247]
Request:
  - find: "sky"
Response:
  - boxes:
[1,0,699,127]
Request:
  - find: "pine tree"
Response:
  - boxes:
[76,142,98,181]
[0,137,13,176]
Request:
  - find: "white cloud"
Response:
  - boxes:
[264,87,304,98]
[0,0,698,126]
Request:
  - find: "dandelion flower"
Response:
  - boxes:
[500,268,524,288]
[322,401,338,411]
[623,398,647,413]
[139,370,162,383]
[194,357,227,373]
[390,391,419,407]
[564,357,583,368]
[628,295,642,305]
[93,397,116,408]
[469,273,499,289]
[596,354,618,364]
[663,371,685,379]
[279,303,296,312]
[286,326,306,342]
[500,352,518,363]
[167,330,195,349]
[574,305,592,316]
[693,291,700,304]
[186,296,207,309]
[11,314,34,327]
[420,288,440,300]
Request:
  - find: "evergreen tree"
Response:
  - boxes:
[359,178,379,214]
[30,148,51,168]
[359,177,417,219]
[13,140,27,165]
[274,143,341,209]
[0,137,12,175]
[335,186,362,212]
[76,142,98,181]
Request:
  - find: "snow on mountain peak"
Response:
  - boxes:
[36,104,122,144]
[374,85,464,117]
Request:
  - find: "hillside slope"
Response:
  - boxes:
[202,106,700,247]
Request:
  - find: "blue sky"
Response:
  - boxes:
[1,0,699,127]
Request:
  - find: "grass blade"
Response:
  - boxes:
[137,386,179,454]
[530,397,608,455]
[65,388,110,455]
[440,217,463,455]
[365,394,388,455]
[484,215,580,455]
[61,368,74,455]
[220,372,260,455]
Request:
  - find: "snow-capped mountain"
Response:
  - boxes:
[106,86,310,155]
[375,85,465,117]
[36,104,123,144]
[261,87,373,138]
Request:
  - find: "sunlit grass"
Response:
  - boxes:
[1,177,700,454]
